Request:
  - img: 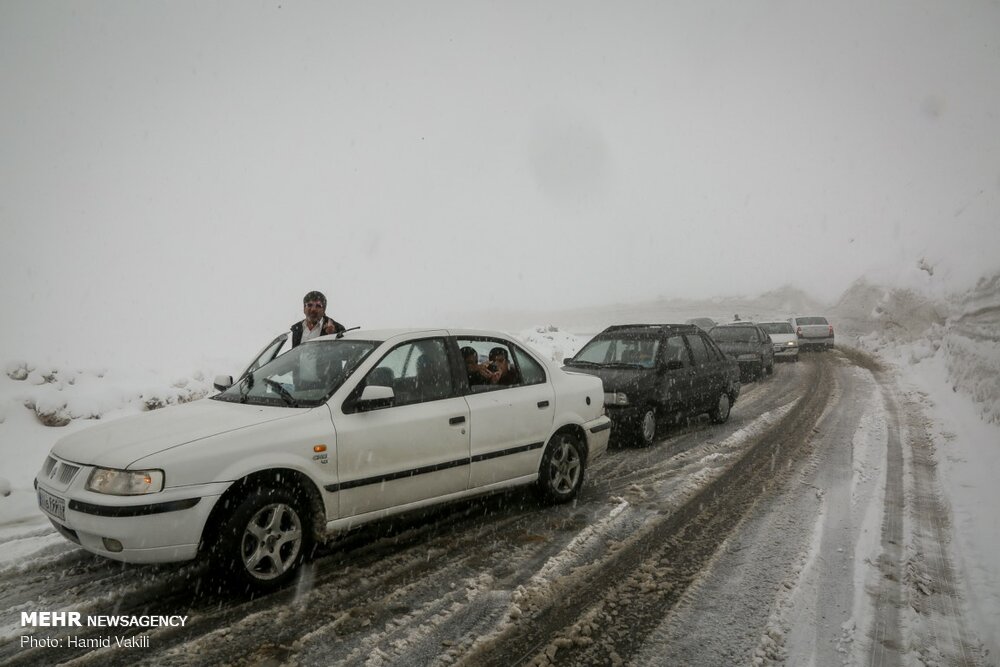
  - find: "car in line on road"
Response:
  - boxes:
[685,317,718,331]
[758,321,799,362]
[708,322,775,380]
[35,329,611,591]
[789,315,835,350]
[562,324,741,447]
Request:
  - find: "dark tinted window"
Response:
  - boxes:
[796,317,828,325]
[685,334,711,365]
[709,326,759,343]
[663,335,690,366]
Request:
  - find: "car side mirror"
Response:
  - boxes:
[355,384,394,411]
[664,360,684,371]
[563,358,574,365]
[213,374,234,391]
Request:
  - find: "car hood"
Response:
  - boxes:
[51,399,302,469]
[563,365,656,393]
[714,341,760,356]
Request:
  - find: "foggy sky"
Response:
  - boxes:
[2,1,999,368]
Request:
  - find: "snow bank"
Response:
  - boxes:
[0,362,220,526]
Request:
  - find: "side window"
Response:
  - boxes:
[458,338,542,391]
[663,335,690,367]
[362,338,454,407]
[685,334,711,366]
[511,344,546,385]
[701,335,723,362]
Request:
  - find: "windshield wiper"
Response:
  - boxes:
[566,359,600,366]
[263,378,300,407]
[604,362,645,369]
[238,373,254,403]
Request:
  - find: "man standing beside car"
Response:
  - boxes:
[291,290,345,348]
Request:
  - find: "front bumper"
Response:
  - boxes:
[773,346,799,358]
[35,455,227,564]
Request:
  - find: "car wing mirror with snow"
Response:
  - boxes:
[213,374,234,392]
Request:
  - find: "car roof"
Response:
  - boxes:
[312,328,521,344]
[713,322,757,327]
[599,323,701,335]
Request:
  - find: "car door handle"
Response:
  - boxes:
[537,401,549,408]
[449,416,466,425]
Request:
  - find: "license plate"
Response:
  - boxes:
[38,488,66,521]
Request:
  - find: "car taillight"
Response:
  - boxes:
[828,324,834,335]
[796,326,802,337]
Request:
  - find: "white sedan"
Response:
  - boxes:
[35,329,611,591]
[758,321,800,361]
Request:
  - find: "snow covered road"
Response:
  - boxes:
[0,353,988,666]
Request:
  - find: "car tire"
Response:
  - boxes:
[766,361,774,375]
[710,392,731,424]
[635,407,657,447]
[210,486,312,592]
[537,432,585,504]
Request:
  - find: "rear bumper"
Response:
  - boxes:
[583,416,611,460]
[798,336,834,348]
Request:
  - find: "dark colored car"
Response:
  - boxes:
[563,324,741,446]
[708,323,775,380]
[685,317,718,331]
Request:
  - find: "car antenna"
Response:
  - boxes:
[336,326,361,339]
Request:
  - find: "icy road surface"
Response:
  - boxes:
[0,353,987,666]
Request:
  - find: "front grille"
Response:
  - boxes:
[58,463,80,485]
[42,456,57,476]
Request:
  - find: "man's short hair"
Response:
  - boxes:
[303,291,327,307]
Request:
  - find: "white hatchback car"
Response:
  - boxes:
[35,329,611,590]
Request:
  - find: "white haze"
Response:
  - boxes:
[1,1,999,370]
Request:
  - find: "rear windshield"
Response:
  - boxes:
[759,322,794,334]
[709,326,758,343]
[796,317,828,325]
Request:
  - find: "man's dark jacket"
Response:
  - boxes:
[290,316,346,347]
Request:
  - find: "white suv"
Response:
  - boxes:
[35,329,611,590]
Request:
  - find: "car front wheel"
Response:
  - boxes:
[537,432,585,504]
[635,407,657,447]
[211,486,312,592]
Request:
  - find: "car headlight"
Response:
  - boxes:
[787,341,797,347]
[86,468,164,495]
[604,391,629,406]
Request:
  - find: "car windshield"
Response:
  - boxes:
[760,322,794,334]
[709,326,758,343]
[214,339,378,407]
[796,317,828,325]
[571,335,660,368]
